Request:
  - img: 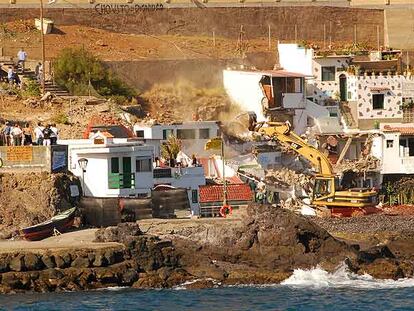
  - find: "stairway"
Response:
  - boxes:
[43,81,70,97]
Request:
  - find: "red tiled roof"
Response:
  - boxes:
[383,125,414,135]
[199,184,253,203]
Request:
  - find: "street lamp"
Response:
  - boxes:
[78,158,88,196]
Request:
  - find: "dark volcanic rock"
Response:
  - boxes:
[24,254,44,271]
[177,204,356,274]
[95,222,142,243]
[9,255,25,272]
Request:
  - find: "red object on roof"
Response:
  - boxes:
[199,184,253,203]
[383,125,414,135]
[83,115,134,139]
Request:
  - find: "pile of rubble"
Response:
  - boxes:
[335,155,380,173]
[265,167,313,192]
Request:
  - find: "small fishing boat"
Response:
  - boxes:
[20,207,77,241]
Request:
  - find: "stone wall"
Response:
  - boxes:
[0,7,385,44]
[348,75,414,121]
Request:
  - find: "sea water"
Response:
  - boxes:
[2,264,414,311]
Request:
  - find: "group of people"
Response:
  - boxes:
[6,48,43,86]
[0,121,59,146]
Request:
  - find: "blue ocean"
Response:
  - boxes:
[2,265,414,311]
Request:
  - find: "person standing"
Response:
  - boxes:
[35,62,42,83]
[34,122,44,146]
[7,66,13,85]
[11,123,23,146]
[50,123,59,145]
[22,123,33,145]
[17,48,27,72]
[1,122,11,146]
[42,124,52,146]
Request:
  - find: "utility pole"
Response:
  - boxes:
[221,136,227,207]
[268,24,271,51]
[40,0,46,94]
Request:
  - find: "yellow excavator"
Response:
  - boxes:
[248,118,377,211]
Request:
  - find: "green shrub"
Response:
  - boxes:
[22,79,41,98]
[53,47,136,101]
[52,112,69,125]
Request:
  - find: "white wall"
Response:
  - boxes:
[278,43,313,76]
[223,70,266,121]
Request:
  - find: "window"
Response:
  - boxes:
[399,138,414,157]
[386,140,394,148]
[199,128,210,139]
[110,157,119,174]
[321,66,336,81]
[136,158,152,172]
[372,94,384,110]
[136,130,145,138]
[163,129,174,140]
[192,189,198,203]
[286,78,302,93]
[177,129,196,139]
[314,178,332,198]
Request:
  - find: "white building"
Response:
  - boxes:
[59,131,206,214]
[374,124,414,175]
[133,121,220,157]
[223,68,341,135]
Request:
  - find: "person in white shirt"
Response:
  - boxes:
[50,123,59,145]
[17,48,27,71]
[34,122,44,146]
[10,124,23,146]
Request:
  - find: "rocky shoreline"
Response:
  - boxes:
[0,204,413,294]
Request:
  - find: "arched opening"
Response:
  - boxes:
[339,74,347,102]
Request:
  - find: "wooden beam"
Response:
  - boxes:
[336,137,353,165]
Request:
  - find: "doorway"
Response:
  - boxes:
[122,156,132,188]
[339,74,347,102]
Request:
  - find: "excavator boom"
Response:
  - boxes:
[254,121,333,176]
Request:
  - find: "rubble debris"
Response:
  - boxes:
[335,155,380,173]
[265,167,313,193]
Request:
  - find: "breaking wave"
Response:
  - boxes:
[281,263,414,289]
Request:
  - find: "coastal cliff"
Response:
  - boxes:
[0,204,412,294]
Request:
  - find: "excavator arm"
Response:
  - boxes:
[252,121,333,176]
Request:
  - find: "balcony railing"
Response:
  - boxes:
[108,173,135,189]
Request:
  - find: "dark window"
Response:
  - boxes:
[110,157,119,174]
[321,66,336,81]
[199,129,210,139]
[372,94,384,110]
[153,168,172,178]
[177,129,196,139]
[163,129,174,140]
[386,140,394,148]
[400,138,414,156]
[192,189,198,203]
[136,130,144,138]
[136,158,152,172]
[286,78,302,93]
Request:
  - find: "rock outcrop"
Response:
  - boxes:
[0,204,412,293]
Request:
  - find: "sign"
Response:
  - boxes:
[52,151,67,172]
[94,3,164,15]
[205,137,222,151]
[6,146,33,162]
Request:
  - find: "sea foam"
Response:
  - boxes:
[281,263,414,289]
